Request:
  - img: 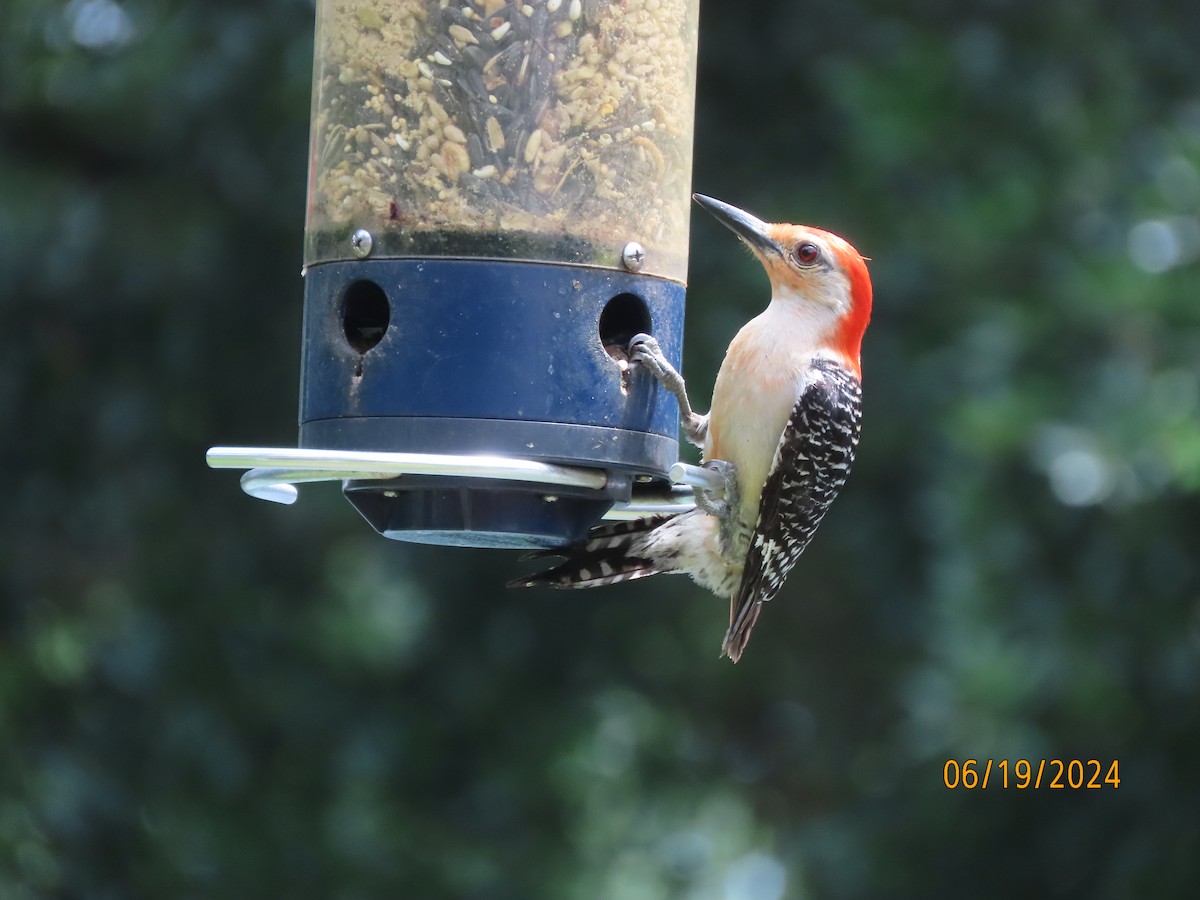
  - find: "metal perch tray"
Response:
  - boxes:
[206,447,724,521]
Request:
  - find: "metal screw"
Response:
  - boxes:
[621,241,645,272]
[350,228,374,259]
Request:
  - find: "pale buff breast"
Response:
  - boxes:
[704,311,815,527]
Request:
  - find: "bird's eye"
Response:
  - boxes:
[793,242,822,267]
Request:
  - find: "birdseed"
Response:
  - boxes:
[306,0,697,280]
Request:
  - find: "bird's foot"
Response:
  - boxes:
[627,333,673,384]
[628,333,708,447]
[693,459,738,521]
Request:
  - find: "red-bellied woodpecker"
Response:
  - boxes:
[511,194,873,662]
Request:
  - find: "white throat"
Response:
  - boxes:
[760,291,842,355]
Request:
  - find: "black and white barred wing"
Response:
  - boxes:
[721,362,863,662]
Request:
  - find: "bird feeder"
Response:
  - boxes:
[208,0,706,548]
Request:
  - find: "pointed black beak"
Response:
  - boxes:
[693,194,780,257]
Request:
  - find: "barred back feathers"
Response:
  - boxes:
[721,359,862,661]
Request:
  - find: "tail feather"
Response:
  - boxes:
[507,514,677,589]
[719,599,763,663]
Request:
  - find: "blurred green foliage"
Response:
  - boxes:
[3,0,1199,897]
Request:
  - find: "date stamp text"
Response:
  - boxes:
[943,759,1120,790]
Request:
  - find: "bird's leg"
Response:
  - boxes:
[696,459,744,561]
[627,333,708,448]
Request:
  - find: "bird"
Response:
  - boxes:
[510,194,873,662]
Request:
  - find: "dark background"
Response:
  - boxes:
[3,0,1199,896]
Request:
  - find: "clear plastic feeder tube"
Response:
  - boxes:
[306,0,699,281]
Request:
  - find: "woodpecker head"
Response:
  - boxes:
[694,193,872,371]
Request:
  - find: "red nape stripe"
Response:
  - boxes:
[831,246,872,375]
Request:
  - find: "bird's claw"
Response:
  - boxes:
[627,333,668,378]
[693,459,738,520]
[628,332,684,395]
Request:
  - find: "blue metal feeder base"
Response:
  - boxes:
[299,257,686,548]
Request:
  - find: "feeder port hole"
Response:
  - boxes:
[341,279,390,355]
[599,292,652,363]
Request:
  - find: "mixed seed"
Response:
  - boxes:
[308,0,696,277]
